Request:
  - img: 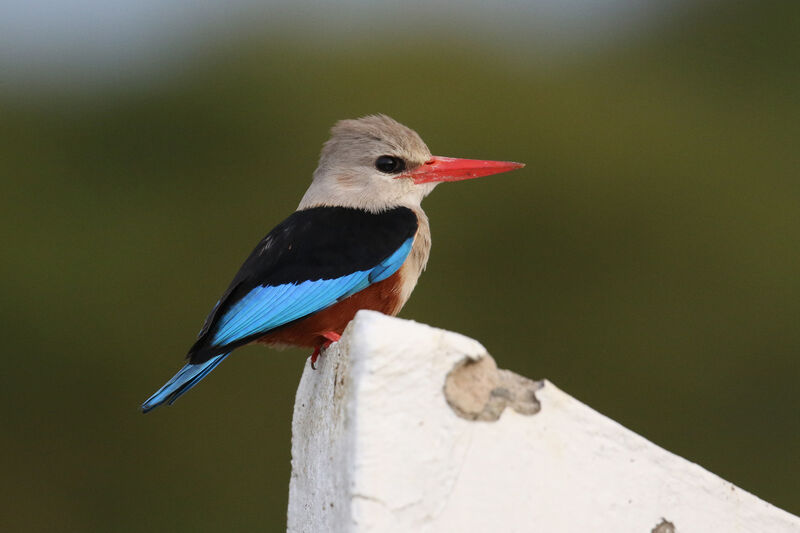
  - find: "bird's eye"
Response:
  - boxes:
[375,155,406,174]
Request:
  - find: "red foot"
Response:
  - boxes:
[310,346,322,369]
[310,331,342,370]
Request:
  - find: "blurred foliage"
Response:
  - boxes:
[1,1,798,531]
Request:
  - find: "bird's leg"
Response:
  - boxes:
[310,331,342,370]
[320,331,341,344]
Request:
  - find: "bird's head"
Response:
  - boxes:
[299,114,524,212]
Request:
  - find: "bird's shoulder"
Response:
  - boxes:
[233,205,419,287]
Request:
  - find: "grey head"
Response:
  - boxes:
[298,114,436,212]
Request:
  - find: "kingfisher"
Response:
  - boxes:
[142,114,523,412]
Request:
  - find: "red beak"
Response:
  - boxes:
[404,156,525,184]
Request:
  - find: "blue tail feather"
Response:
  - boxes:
[141,353,230,413]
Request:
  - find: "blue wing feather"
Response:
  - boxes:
[369,238,414,283]
[211,237,414,347]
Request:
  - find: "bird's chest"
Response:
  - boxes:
[395,222,431,308]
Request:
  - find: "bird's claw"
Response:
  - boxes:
[310,346,321,370]
[309,331,342,370]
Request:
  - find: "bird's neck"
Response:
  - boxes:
[297,180,433,214]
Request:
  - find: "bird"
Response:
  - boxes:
[141,114,524,412]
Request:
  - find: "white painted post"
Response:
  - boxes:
[287,310,800,533]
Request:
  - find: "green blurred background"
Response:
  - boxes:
[1,0,798,530]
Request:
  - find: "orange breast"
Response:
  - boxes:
[256,270,405,349]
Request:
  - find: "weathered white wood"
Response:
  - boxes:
[287,310,800,533]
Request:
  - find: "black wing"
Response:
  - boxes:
[187,206,418,363]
